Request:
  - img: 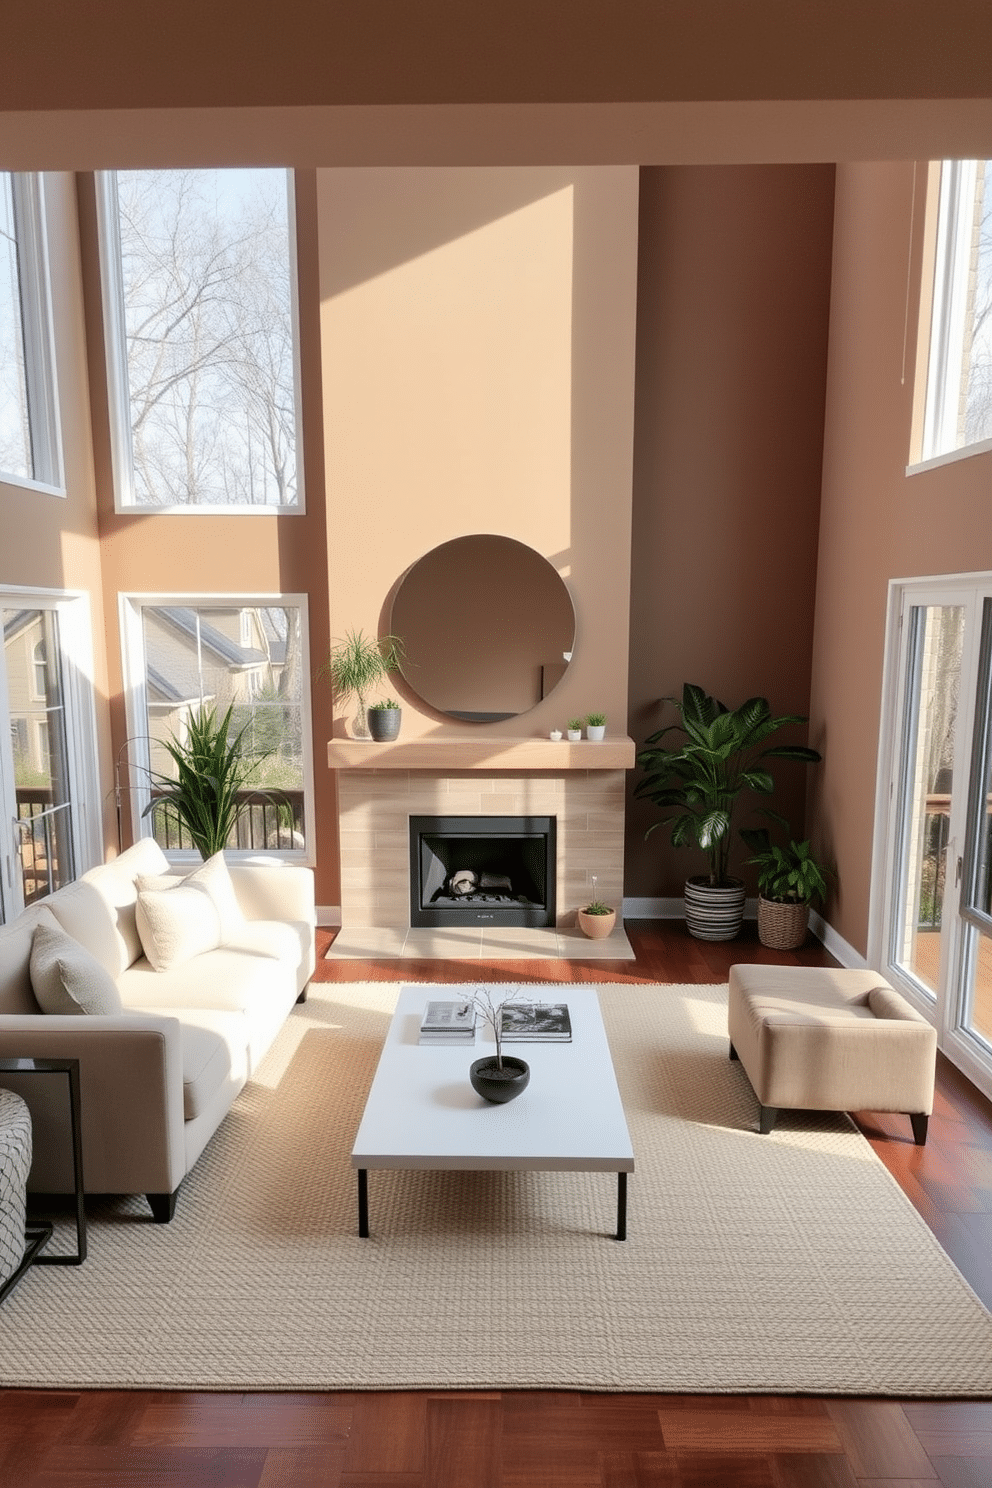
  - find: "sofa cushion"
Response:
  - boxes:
[76,838,171,975]
[29,913,124,1016]
[223,919,304,970]
[137,852,246,943]
[117,945,298,1071]
[135,885,222,972]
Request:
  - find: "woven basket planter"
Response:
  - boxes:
[757,896,810,951]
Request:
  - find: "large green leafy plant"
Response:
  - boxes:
[144,703,269,859]
[635,683,822,887]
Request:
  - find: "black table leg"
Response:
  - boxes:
[616,1171,627,1241]
[357,1168,369,1238]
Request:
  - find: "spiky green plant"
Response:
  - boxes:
[635,683,822,886]
[322,629,404,736]
[143,704,269,859]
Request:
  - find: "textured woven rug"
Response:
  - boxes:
[2,981,991,1395]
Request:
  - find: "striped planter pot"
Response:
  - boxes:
[683,876,746,941]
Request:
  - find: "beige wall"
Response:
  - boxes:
[319,166,639,743]
[74,172,337,903]
[0,172,114,855]
[809,161,992,956]
[625,165,836,898]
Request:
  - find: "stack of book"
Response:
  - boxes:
[418,999,477,1045]
[499,1003,572,1043]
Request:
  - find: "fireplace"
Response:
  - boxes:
[409,815,557,928]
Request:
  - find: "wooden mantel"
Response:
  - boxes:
[327,735,637,771]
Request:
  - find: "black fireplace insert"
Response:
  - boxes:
[409,815,556,928]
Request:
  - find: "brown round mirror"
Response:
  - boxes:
[390,535,575,722]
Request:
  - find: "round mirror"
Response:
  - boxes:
[390,535,575,723]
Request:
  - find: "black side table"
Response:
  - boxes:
[0,1057,87,1267]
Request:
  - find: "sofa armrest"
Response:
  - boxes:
[229,863,316,984]
[229,862,315,925]
[0,1013,187,1197]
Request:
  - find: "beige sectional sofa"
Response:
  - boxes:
[0,839,315,1221]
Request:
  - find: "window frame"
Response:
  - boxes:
[96,169,306,516]
[0,587,102,920]
[119,592,314,865]
[0,173,64,496]
[913,159,992,471]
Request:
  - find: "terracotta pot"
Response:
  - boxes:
[578,907,616,939]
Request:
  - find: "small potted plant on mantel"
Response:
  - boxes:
[567,718,584,742]
[322,628,405,739]
[743,819,832,950]
[366,698,402,743]
[585,712,607,741]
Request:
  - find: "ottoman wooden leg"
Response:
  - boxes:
[759,1105,779,1135]
[910,1112,929,1146]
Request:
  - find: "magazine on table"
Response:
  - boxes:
[499,1002,572,1042]
[419,998,476,1045]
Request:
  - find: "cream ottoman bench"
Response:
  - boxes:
[727,965,937,1144]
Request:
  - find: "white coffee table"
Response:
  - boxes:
[351,985,635,1239]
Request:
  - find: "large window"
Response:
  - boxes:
[98,170,303,511]
[0,591,101,922]
[0,173,63,491]
[120,597,312,859]
[919,160,992,465]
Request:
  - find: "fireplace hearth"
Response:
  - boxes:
[409,815,556,928]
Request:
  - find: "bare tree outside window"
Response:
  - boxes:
[0,174,35,482]
[964,162,992,446]
[114,169,299,507]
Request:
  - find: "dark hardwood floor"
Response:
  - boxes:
[2,920,990,1488]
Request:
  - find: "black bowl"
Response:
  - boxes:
[469,1055,530,1104]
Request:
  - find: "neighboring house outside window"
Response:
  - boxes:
[97,168,303,512]
[120,598,311,858]
[0,595,101,922]
[918,159,992,465]
[0,172,63,492]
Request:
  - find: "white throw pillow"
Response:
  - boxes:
[135,885,222,973]
[30,916,124,1016]
[136,852,245,943]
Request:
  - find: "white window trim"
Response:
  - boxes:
[96,170,305,516]
[0,586,102,903]
[918,159,987,466]
[0,174,64,495]
[119,592,314,866]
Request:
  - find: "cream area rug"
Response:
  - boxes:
[2,981,992,1395]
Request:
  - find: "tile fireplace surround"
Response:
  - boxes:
[327,736,636,959]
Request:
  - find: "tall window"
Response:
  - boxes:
[920,160,992,464]
[98,170,303,511]
[0,592,101,922]
[0,173,62,491]
[120,597,311,858]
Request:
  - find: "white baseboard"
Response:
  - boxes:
[623,896,759,920]
[807,910,868,969]
[317,906,342,927]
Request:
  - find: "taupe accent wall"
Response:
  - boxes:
[810,161,992,955]
[625,165,835,900]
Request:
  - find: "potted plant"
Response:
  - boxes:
[567,717,584,742]
[743,821,832,950]
[635,683,821,941]
[468,988,531,1103]
[585,712,607,741]
[367,698,402,743]
[143,703,273,859]
[577,874,616,937]
[322,628,405,738]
